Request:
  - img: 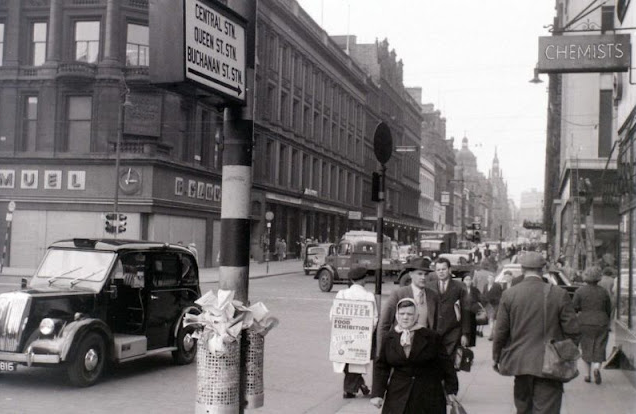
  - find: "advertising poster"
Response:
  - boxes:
[329,299,374,364]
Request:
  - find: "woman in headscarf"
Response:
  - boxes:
[370,298,458,413]
[572,266,612,385]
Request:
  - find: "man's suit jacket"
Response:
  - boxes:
[492,277,580,378]
[378,285,439,351]
[427,278,471,355]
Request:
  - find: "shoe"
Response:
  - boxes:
[584,376,591,383]
[488,337,493,341]
[360,385,370,396]
[343,392,356,399]
[594,369,602,384]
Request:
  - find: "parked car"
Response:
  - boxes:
[0,239,201,386]
[303,243,333,275]
[494,263,581,298]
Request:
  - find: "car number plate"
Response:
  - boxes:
[0,361,16,372]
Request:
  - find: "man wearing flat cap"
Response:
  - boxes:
[492,252,580,413]
[330,266,377,398]
[377,257,439,352]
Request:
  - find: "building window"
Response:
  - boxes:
[31,22,47,66]
[302,153,310,189]
[313,158,320,193]
[279,144,288,186]
[21,96,38,151]
[331,166,337,200]
[267,84,277,121]
[322,162,329,197]
[74,21,100,63]
[67,96,92,153]
[126,23,149,66]
[291,149,299,189]
[292,99,300,131]
[0,23,4,66]
[198,109,211,167]
[281,91,289,127]
[267,33,277,71]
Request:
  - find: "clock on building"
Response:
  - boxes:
[118,167,142,195]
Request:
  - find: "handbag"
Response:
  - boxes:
[475,303,488,325]
[541,285,580,382]
[454,346,474,372]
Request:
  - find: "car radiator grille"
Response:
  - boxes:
[0,292,30,352]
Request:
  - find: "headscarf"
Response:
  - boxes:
[394,298,423,347]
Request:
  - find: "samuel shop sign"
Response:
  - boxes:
[537,34,631,73]
[329,299,374,365]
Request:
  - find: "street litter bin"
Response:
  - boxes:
[195,334,241,414]
[241,329,265,409]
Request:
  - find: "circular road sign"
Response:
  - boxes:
[7,201,16,212]
[265,211,274,221]
[373,122,393,165]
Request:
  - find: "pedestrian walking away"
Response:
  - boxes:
[427,257,471,356]
[492,251,581,414]
[572,266,612,385]
[370,298,458,413]
[377,257,439,349]
[329,266,377,398]
[462,275,483,348]
[482,273,503,341]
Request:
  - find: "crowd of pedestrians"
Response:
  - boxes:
[329,244,619,414]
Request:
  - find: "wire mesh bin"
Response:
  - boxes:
[241,330,265,409]
[195,333,241,414]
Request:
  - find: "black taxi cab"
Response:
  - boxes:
[0,239,201,387]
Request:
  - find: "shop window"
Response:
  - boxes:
[31,22,47,66]
[74,21,100,63]
[126,23,149,66]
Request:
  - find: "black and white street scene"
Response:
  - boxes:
[2,0,636,413]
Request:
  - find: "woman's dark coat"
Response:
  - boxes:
[371,327,458,414]
[465,286,483,347]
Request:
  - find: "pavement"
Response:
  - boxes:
[0,259,304,286]
[2,259,635,413]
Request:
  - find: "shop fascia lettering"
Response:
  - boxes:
[0,169,86,190]
[544,42,625,61]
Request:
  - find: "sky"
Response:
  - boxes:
[297,0,556,206]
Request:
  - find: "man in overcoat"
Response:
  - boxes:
[492,252,580,413]
[427,257,471,356]
[377,257,439,351]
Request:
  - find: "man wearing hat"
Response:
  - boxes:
[330,266,377,398]
[378,257,439,350]
[492,251,580,413]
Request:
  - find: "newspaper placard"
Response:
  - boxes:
[329,299,374,364]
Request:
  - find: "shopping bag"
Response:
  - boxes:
[541,338,580,382]
[475,304,488,325]
[453,346,474,372]
[450,400,468,414]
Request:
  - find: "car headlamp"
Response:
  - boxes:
[39,318,56,336]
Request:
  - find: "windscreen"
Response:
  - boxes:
[31,249,116,292]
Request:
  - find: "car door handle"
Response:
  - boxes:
[151,294,159,300]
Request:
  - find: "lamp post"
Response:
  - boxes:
[113,87,132,238]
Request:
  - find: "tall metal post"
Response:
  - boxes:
[375,165,386,299]
[220,0,256,306]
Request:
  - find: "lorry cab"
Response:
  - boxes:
[315,239,379,292]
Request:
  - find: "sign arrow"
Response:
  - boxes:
[187,68,242,97]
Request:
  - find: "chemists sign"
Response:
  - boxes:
[185,0,246,101]
[329,299,374,365]
[537,34,631,73]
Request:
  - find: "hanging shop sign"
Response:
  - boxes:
[150,0,247,105]
[537,34,631,73]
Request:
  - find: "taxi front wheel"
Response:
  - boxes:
[67,332,106,387]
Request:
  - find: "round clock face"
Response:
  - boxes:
[118,167,142,195]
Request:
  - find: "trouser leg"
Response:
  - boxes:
[532,377,563,413]
[343,365,364,394]
[513,375,534,414]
